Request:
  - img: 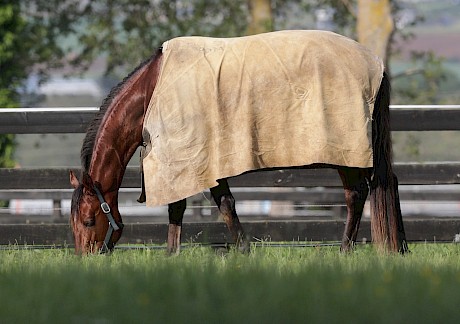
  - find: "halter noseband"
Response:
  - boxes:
[93,185,124,253]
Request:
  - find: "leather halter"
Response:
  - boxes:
[93,185,124,253]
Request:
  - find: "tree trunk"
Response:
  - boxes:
[247,0,273,35]
[356,0,394,70]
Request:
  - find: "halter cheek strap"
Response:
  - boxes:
[93,185,124,253]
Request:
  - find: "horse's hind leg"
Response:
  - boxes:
[210,179,249,253]
[167,198,186,255]
[338,168,371,252]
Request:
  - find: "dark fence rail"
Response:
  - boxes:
[1,106,460,245]
[2,219,460,246]
[0,107,97,134]
[2,106,460,134]
[1,163,459,190]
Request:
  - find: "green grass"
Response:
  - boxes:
[1,243,460,323]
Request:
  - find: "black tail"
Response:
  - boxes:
[370,72,408,253]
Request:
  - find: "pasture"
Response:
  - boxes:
[1,243,460,323]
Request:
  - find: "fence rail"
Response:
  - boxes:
[0,163,459,190]
[2,106,460,134]
[1,105,460,245]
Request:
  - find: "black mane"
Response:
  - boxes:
[80,49,162,173]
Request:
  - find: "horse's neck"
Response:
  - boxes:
[89,100,142,192]
[89,59,160,193]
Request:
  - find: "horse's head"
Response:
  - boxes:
[69,171,123,254]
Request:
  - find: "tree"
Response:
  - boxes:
[1,1,78,169]
[0,2,23,169]
[1,1,71,92]
[26,0,248,77]
[356,0,393,69]
[0,2,25,108]
[295,0,447,104]
[392,50,446,104]
[1,0,250,170]
[247,0,273,34]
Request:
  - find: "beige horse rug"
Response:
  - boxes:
[141,30,384,206]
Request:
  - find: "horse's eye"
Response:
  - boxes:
[83,218,96,228]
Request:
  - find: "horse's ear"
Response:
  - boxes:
[69,171,80,189]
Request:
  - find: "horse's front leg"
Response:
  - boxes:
[338,168,371,252]
[210,179,249,253]
[167,199,186,255]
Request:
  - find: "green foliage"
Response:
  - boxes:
[0,2,21,170]
[279,1,449,105]
[1,1,68,92]
[0,134,15,168]
[0,2,25,106]
[1,244,460,323]
[31,0,249,77]
[404,132,421,160]
[11,1,450,98]
[392,51,447,104]
[389,1,451,104]
[307,0,357,35]
[1,0,73,168]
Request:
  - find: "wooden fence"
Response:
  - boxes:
[1,106,460,246]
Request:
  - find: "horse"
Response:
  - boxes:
[69,30,408,255]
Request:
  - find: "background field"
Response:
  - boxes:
[2,243,460,323]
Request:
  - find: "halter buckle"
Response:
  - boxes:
[100,202,111,214]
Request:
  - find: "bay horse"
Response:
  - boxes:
[69,33,408,255]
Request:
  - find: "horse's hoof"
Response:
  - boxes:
[399,241,410,255]
[339,242,355,253]
[238,240,251,254]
